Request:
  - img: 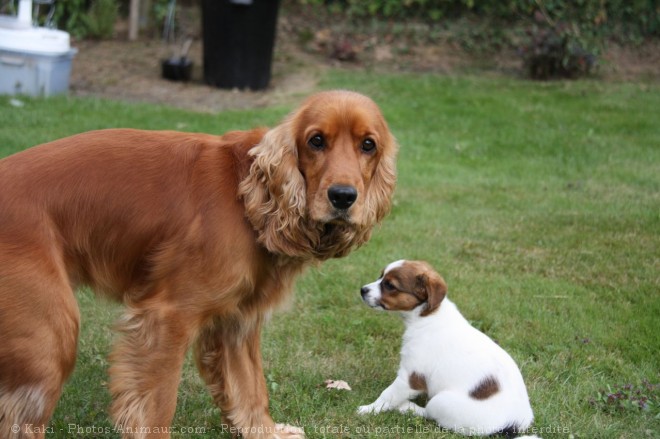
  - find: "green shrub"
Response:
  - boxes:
[52,0,117,39]
[53,0,90,39]
[83,0,118,39]
[299,0,660,39]
[519,27,592,79]
[519,14,599,80]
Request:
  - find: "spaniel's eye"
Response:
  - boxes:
[308,134,325,150]
[361,138,377,154]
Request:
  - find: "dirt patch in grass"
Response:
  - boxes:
[70,38,319,113]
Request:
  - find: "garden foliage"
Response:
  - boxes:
[47,1,659,79]
[303,0,659,39]
[303,0,659,78]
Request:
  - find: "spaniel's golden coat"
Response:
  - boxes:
[0,91,397,438]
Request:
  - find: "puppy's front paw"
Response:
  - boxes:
[397,401,425,417]
[357,403,380,415]
[273,423,306,439]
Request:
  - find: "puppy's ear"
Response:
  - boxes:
[417,271,447,317]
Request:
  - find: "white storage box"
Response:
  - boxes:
[0,47,77,97]
[0,23,77,97]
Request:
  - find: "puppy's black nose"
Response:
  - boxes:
[328,185,358,210]
[360,287,369,298]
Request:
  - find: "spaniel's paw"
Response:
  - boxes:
[273,423,306,439]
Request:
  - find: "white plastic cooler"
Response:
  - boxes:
[0,0,77,97]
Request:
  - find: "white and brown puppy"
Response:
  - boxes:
[358,260,539,438]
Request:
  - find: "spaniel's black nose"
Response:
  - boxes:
[360,287,369,298]
[328,185,358,210]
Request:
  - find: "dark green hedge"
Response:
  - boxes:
[304,0,659,38]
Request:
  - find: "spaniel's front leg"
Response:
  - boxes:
[194,315,305,439]
[109,304,198,438]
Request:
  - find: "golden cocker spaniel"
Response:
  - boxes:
[0,90,397,438]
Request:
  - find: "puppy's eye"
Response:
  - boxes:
[308,134,325,150]
[361,138,377,154]
[382,280,395,291]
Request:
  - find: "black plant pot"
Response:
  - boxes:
[161,58,193,82]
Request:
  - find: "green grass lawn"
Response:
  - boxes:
[1,72,658,438]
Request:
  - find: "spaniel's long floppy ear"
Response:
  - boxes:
[362,124,398,228]
[238,119,312,257]
[417,269,448,317]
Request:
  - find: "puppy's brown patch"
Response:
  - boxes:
[469,375,500,400]
[409,372,427,393]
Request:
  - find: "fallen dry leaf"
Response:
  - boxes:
[324,379,352,391]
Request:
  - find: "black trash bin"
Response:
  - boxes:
[202,0,280,90]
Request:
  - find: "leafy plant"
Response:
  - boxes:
[51,0,116,39]
[590,381,660,416]
[52,0,90,39]
[83,0,118,40]
[519,19,598,80]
